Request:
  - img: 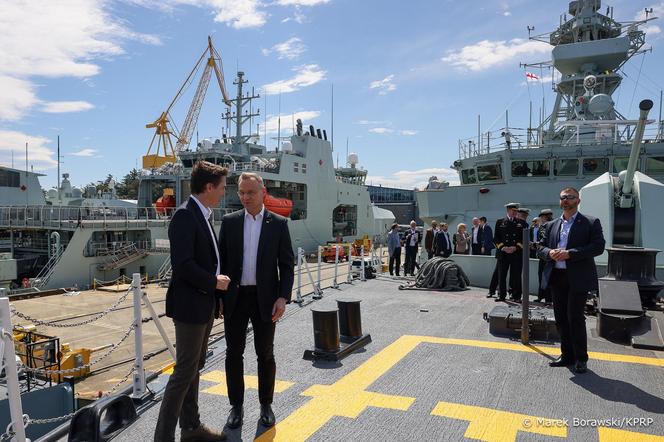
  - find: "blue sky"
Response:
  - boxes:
[1,0,663,191]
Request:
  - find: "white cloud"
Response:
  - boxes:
[367,167,459,190]
[503,11,512,16]
[263,110,321,134]
[369,127,394,134]
[0,75,39,121]
[262,37,306,60]
[209,0,267,29]
[442,39,550,72]
[276,0,330,6]
[369,74,397,95]
[356,119,389,125]
[281,7,307,23]
[400,130,418,136]
[42,101,95,114]
[0,0,160,122]
[0,130,56,170]
[262,64,327,95]
[70,148,98,157]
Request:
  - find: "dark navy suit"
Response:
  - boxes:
[538,212,605,363]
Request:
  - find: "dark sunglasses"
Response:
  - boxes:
[559,195,578,200]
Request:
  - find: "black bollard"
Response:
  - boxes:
[602,246,664,308]
[337,299,362,342]
[311,308,340,352]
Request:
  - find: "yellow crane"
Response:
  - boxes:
[143,36,232,169]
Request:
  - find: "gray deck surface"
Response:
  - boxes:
[112,276,664,441]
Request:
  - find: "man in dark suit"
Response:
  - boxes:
[218,172,295,429]
[154,161,229,442]
[403,220,421,275]
[538,187,605,374]
[424,220,438,259]
[479,216,494,256]
[433,222,452,258]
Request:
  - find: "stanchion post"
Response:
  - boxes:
[0,294,27,442]
[316,246,322,293]
[132,273,146,399]
[296,248,303,304]
[333,245,339,289]
[521,228,530,344]
[347,244,353,283]
[361,245,366,281]
[379,246,384,274]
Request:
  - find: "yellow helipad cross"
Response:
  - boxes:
[431,401,567,442]
[256,335,663,442]
[200,370,294,396]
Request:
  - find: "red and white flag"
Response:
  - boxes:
[526,72,539,80]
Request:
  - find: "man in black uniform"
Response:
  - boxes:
[493,202,528,302]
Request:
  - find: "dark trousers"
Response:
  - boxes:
[224,286,276,407]
[537,259,551,302]
[427,250,434,259]
[404,245,418,275]
[489,252,500,294]
[550,269,588,362]
[154,312,214,441]
[499,251,522,299]
[471,244,482,255]
[389,248,401,275]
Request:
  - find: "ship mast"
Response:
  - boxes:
[222,72,261,145]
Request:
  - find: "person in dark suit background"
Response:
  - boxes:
[424,220,438,259]
[433,222,452,258]
[218,172,295,429]
[535,209,554,303]
[529,216,541,259]
[403,220,421,275]
[538,187,605,374]
[154,161,229,442]
[479,216,494,256]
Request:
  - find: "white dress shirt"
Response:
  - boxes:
[241,206,265,286]
[555,212,578,269]
[472,226,479,244]
[190,195,220,276]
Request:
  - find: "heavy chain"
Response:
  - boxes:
[0,414,28,441]
[28,411,77,425]
[21,322,136,376]
[10,287,132,328]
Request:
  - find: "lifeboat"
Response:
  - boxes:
[156,188,176,215]
[264,193,293,217]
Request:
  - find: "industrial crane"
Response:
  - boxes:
[142,36,231,169]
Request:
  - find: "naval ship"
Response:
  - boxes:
[0,66,393,292]
[417,0,664,257]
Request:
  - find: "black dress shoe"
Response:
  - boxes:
[494,297,505,302]
[549,356,574,367]
[486,293,494,298]
[574,361,587,374]
[226,406,243,429]
[260,404,275,427]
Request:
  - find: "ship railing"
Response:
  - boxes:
[457,120,662,159]
[0,206,234,229]
[231,161,280,174]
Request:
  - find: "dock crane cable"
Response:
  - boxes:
[143,36,232,169]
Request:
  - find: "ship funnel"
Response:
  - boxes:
[620,99,653,202]
[296,119,303,136]
[322,129,328,141]
[316,128,323,139]
[309,125,315,137]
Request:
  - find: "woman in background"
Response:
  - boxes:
[453,223,470,255]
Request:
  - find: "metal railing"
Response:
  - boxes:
[0,206,233,230]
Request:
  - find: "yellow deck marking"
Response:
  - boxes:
[431,401,567,442]
[598,427,664,441]
[200,370,294,396]
[256,335,662,442]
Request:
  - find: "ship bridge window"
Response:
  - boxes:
[294,162,299,173]
[477,164,502,182]
[613,157,635,173]
[0,169,20,188]
[554,159,578,176]
[511,160,549,177]
[461,169,477,184]
[646,156,664,174]
[582,158,609,175]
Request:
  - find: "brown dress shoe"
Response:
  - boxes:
[181,423,226,442]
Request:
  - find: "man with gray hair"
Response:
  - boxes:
[218,172,295,428]
[404,220,421,275]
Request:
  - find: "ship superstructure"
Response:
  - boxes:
[417,0,664,253]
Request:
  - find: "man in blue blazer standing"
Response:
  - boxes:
[538,187,605,374]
